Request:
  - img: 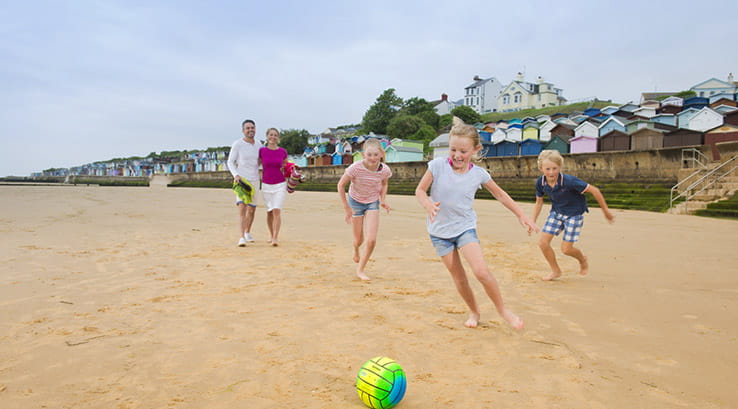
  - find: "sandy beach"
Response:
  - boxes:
[1,184,736,409]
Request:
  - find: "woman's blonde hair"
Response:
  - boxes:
[537,149,564,168]
[265,127,280,137]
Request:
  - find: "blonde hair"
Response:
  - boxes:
[449,116,481,148]
[537,149,564,168]
[362,138,385,160]
[265,127,280,137]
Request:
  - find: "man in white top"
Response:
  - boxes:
[228,119,262,247]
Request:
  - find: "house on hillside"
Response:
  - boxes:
[463,75,504,114]
[432,93,458,115]
[690,74,738,98]
[497,73,566,112]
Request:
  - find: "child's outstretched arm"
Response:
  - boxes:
[583,184,615,223]
[414,170,439,222]
[380,178,391,213]
[483,179,539,235]
[337,173,353,224]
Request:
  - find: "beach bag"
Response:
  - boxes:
[284,162,304,193]
[232,178,254,204]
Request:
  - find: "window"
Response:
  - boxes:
[503,94,510,104]
[514,92,521,103]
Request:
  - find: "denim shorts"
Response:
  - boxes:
[542,211,584,242]
[429,228,480,257]
[348,196,380,217]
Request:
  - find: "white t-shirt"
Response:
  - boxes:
[227,138,261,182]
[427,157,491,238]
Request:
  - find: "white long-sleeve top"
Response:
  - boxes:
[227,138,260,182]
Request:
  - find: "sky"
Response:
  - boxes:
[1,0,737,176]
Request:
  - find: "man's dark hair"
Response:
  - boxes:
[242,119,255,128]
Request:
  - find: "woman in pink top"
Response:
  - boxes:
[259,128,288,246]
[337,138,392,281]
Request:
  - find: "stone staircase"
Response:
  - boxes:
[669,153,738,215]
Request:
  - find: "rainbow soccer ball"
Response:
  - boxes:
[356,356,406,409]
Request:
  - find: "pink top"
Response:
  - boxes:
[345,160,392,203]
[259,147,288,184]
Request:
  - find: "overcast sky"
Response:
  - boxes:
[1,0,737,176]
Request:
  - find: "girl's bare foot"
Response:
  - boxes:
[542,271,562,281]
[501,309,524,329]
[352,245,360,263]
[464,312,480,328]
[579,256,589,275]
[356,271,371,281]
[271,241,279,247]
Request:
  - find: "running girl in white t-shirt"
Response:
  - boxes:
[415,117,538,330]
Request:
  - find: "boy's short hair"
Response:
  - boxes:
[538,149,564,168]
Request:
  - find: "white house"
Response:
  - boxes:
[497,73,566,112]
[690,74,737,98]
[685,107,723,132]
[432,93,458,115]
[463,75,504,114]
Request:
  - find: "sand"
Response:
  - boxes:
[1,184,736,409]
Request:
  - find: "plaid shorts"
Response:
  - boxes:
[542,211,584,242]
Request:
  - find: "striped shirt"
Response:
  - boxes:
[345,160,392,203]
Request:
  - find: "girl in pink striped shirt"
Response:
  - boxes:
[337,138,392,281]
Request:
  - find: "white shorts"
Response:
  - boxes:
[261,181,287,211]
[234,178,260,207]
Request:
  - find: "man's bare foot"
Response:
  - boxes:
[542,271,562,281]
[356,271,371,281]
[501,309,524,329]
[579,256,589,275]
[464,313,480,328]
[352,246,360,263]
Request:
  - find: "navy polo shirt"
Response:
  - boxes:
[535,173,589,216]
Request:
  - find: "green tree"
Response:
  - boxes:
[401,97,435,116]
[387,115,425,139]
[439,114,453,129]
[412,124,438,154]
[280,129,310,155]
[362,88,403,134]
[451,105,481,124]
[417,110,440,130]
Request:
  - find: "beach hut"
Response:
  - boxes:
[385,145,423,163]
[598,116,629,137]
[495,139,519,156]
[630,128,665,150]
[599,130,630,152]
[538,119,556,142]
[331,151,343,165]
[704,124,738,159]
[479,131,492,143]
[506,127,523,142]
[683,96,709,111]
[543,135,570,154]
[520,139,543,156]
[684,107,723,132]
[569,135,598,154]
[662,129,703,148]
[429,132,450,159]
[522,123,539,141]
[480,142,497,158]
[651,114,676,127]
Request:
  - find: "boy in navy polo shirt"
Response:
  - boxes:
[532,150,615,281]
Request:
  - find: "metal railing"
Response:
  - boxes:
[670,154,738,209]
[680,147,711,169]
